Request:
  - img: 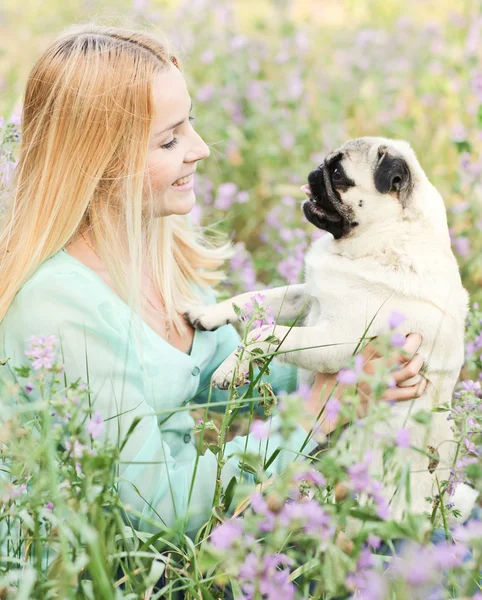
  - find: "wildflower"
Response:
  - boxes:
[454,236,471,256]
[325,396,341,421]
[337,368,359,385]
[461,380,481,392]
[367,534,381,549]
[250,420,269,440]
[214,182,238,210]
[210,518,244,550]
[388,310,406,329]
[295,383,311,402]
[463,437,479,455]
[293,469,326,487]
[348,460,372,492]
[86,412,104,439]
[395,427,411,448]
[390,332,407,347]
[9,483,27,499]
[337,354,364,385]
[65,439,86,459]
[24,334,59,370]
[45,502,54,510]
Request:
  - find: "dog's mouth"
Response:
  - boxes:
[300,183,344,223]
[301,166,358,239]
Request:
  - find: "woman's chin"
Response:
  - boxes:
[153,191,196,218]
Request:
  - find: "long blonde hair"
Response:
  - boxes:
[0,23,232,358]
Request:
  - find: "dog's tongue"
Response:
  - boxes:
[300,184,311,196]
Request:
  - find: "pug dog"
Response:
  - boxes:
[185,137,478,522]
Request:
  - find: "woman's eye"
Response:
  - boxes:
[159,116,196,150]
[161,138,179,150]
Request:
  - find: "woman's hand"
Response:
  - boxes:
[304,333,427,435]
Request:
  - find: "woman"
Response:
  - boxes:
[0,24,425,538]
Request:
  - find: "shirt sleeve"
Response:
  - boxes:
[1,273,317,537]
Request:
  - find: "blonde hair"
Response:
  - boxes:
[0,23,233,361]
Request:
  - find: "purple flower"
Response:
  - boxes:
[337,368,358,385]
[390,333,407,348]
[250,420,269,440]
[395,427,411,448]
[86,412,104,439]
[293,469,326,487]
[65,439,86,459]
[461,380,481,392]
[24,334,59,371]
[210,518,244,550]
[348,461,371,492]
[214,182,238,210]
[388,310,406,329]
[464,437,479,455]
[45,501,54,510]
[295,383,311,402]
[454,236,471,256]
[367,534,381,549]
[238,552,259,579]
[325,397,341,421]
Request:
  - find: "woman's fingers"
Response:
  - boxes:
[390,353,425,384]
[382,376,427,401]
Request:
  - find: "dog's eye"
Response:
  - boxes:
[332,167,343,182]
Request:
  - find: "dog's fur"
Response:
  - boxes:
[186,137,478,522]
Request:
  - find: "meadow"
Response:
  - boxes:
[0,0,481,598]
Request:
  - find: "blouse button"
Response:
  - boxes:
[191,366,200,376]
[183,433,192,443]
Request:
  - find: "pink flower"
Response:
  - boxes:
[210,518,244,550]
[337,368,358,385]
[86,412,104,439]
[388,311,406,329]
[390,333,406,347]
[250,420,269,440]
[395,428,411,448]
[325,397,341,421]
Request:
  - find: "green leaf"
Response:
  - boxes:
[477,105,482,129]
[232,303,242,317]
[237,461,258,476]
[207,443,220,455]
[249,347,265,356]
[411,410,432,425]
[222,476,238,512]
[263,447,281,471]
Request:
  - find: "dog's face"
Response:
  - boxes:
[302,137,417,240]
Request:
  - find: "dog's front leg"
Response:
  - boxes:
[212,323,359,389]
[184,283,309,332]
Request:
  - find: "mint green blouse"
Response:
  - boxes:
[0,249,317,536]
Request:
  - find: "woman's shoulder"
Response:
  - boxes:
[5,250,123,334]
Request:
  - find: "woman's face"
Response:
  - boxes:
[145,65,210,218]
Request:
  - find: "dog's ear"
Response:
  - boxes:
[374,145,413,205]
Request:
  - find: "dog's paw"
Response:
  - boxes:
[212,355,249,389]
[184,306,227,332]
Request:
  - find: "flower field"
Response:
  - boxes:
[0,0,481,598]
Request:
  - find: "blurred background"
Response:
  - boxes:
[0,0,481,303]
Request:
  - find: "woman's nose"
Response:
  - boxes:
[186,130,210,162]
